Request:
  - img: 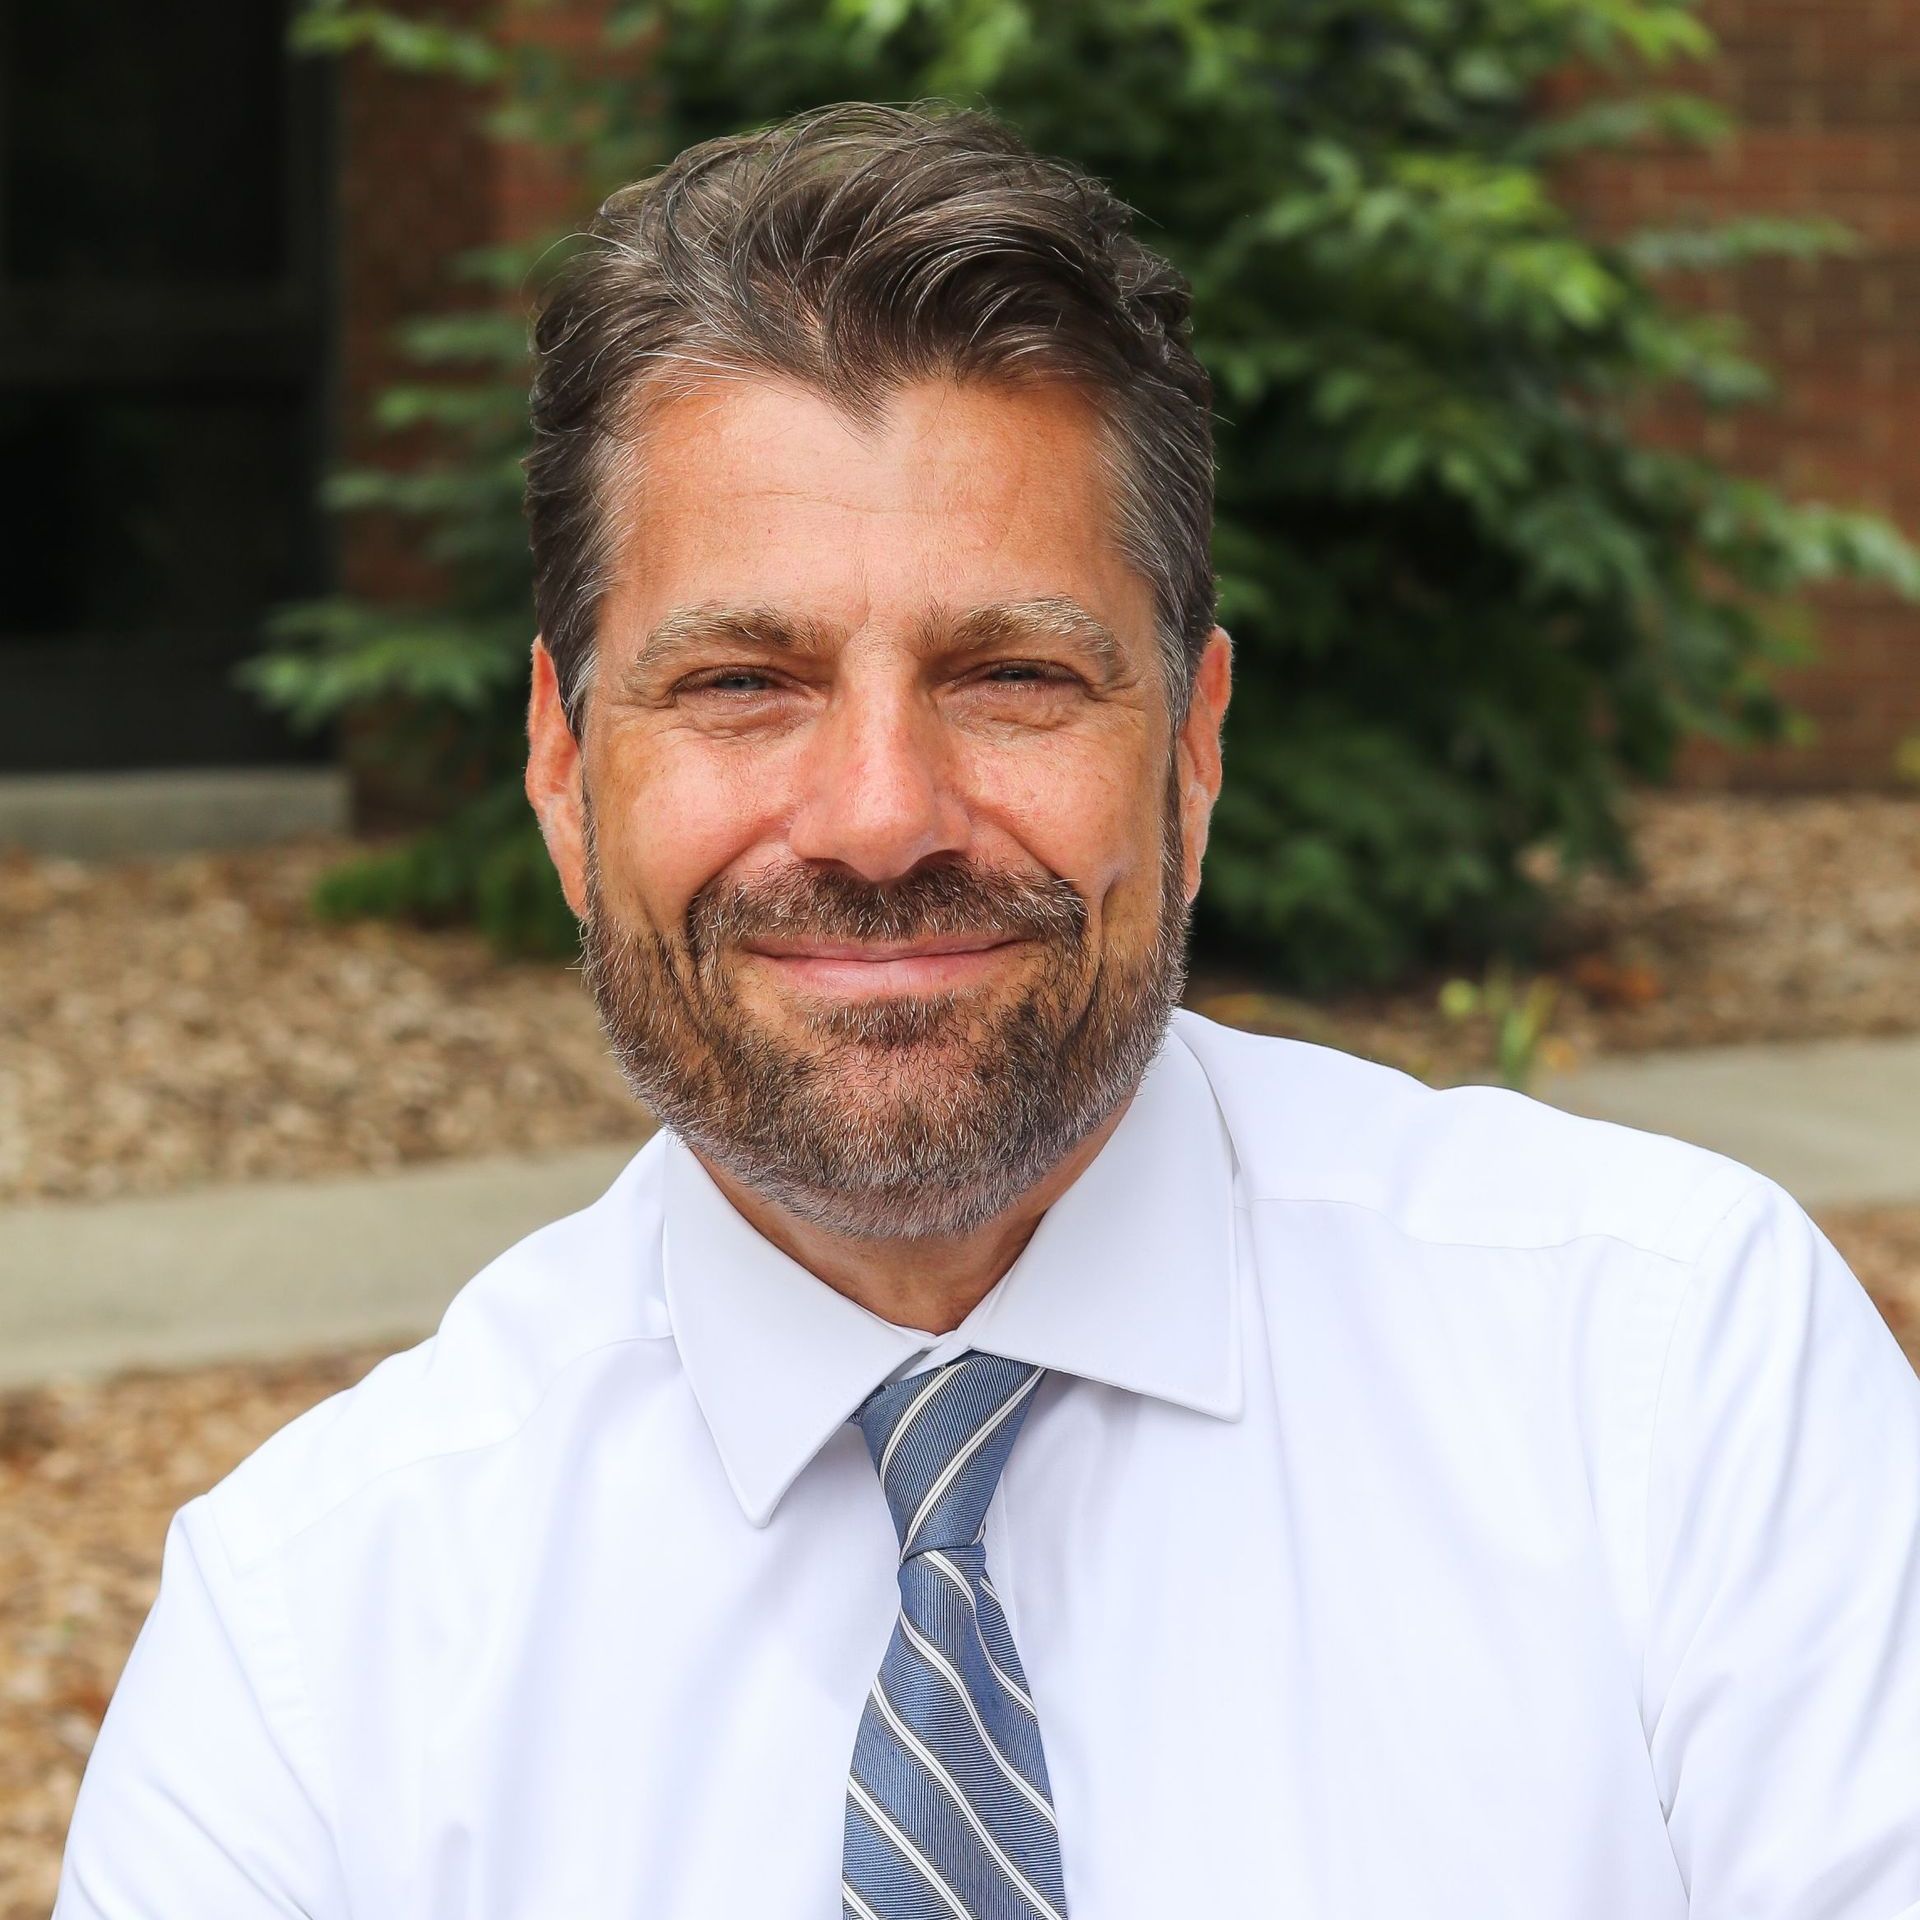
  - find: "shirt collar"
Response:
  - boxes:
[661,1021,1244,1528]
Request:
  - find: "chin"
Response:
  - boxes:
[757,985,1004,1050]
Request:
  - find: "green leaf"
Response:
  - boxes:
[291,3,505,80]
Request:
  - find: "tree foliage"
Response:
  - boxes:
[251,0,1920,985]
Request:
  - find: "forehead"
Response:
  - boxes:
[595,373,1156,654]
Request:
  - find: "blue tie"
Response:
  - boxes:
[842,1350,1070,1920]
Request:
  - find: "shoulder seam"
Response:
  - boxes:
[190,1496,348,1857]
[219,1331,667,1576]
[1638,1177,1779,1696]
[1236,1185,1759,1266]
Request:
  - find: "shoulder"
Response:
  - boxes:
[202,1132,676,1575]
[1169,1008,1761,1265]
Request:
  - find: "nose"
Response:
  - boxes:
[786,678,970,881]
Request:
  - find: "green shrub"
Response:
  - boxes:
[250,0,1920,984]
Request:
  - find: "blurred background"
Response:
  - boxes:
[2,0,1918,1906]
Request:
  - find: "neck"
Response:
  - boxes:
[694,1096,1135,1332]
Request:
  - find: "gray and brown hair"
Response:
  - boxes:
[525,100,1217,733]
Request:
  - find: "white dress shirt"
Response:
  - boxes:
[55,1010,1920,1918]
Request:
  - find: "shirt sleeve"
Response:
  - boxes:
[52,1496,350,1918]
[1644,1176,1920,1918]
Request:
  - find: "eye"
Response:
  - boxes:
[976,661,1077,687]
[680,667,778,695]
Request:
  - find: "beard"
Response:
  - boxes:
[577,772,1192,1242]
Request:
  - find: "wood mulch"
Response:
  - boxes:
[1186,789,1920,1085]
[0,840,635,1207]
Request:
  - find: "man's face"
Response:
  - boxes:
[528,374,1230,1240]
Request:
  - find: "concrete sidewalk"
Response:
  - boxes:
[1535,1033,1920,1211]
[1,1034,1914,1386]
[0,766,350,857]
[0,1141,643,1388]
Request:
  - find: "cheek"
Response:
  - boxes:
[591,739,789,925]
[957,733,1163,913]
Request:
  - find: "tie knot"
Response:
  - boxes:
[851,1350,1045,1557]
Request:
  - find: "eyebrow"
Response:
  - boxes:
[626,595,1129,686]
[943,598,1128,685]
[626,604,836,679]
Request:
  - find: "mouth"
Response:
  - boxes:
[738,933,1029,997]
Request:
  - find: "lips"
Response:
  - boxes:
[742,934,1019,963]
[737,935,1029,997]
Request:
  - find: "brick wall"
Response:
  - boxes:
[1565,0,1920,787]
[333,2,497,608]
[330,0,616,604]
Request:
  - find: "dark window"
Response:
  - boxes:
[2,0,288,288]
[0,0,332,772]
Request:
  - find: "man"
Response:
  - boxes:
[56,102,1920,1919]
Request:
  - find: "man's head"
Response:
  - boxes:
[523,102,1231,1242]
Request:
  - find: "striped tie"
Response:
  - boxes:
[842,1350,1069,1920]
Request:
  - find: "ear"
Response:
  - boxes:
[524,636,590,920]
[1174,626,1232,902]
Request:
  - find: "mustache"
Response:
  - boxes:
[686,859,1087,963]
